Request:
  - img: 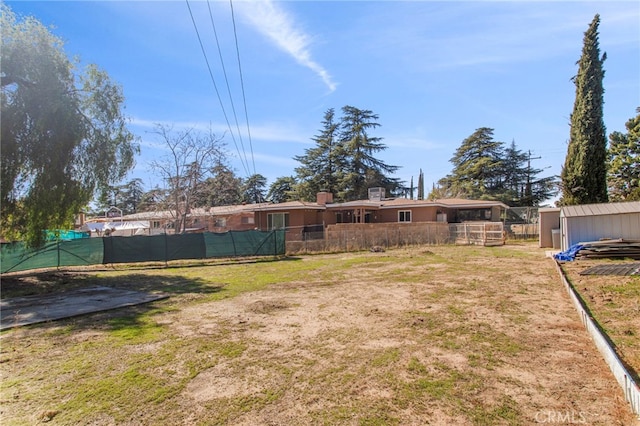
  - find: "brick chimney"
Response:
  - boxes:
[316,191,334,205]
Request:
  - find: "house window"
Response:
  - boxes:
[241,216,255,225]
[152,221,161,228]
[457,209,492,222]
[214,218,227,227]
[267,213,289,230]
[398,210,412,223]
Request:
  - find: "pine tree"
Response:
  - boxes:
[294,108,340,201]
[294,106,401,202]
[267,176,298,203]
[444,127,504,200]
[337,106,400,201]
[608,108,640,201]
[560,14,608,205]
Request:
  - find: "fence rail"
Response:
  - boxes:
[448,222,505,246]
[286,222,504,254]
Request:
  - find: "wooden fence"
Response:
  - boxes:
[286,222,504,254]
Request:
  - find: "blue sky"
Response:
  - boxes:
[7,1,640,203]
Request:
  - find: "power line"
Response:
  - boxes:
[206,0,252,176]
[185,0,250,177]
[229,0,256,176]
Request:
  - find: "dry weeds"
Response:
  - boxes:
[1,243,638,425]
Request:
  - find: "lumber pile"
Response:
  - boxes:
[574,239,640,259]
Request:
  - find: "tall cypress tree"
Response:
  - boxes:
[417,169,424,200]
[560,14,608,205]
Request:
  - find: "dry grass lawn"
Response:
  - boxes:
[1,243,638,425]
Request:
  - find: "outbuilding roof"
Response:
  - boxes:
[561,201,640,218]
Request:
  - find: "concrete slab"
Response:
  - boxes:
[0,286,169,330]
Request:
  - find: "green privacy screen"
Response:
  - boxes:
[1,230,285,274]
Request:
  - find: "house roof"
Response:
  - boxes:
[326,197,509,210]
[561,201,640,218]
[209,204,266,215]
[95,196,509,222]
[250,201,325,212]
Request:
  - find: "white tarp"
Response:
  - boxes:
[83,221,150,232]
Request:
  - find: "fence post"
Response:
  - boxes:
[164,233,169,267]
[229,231,237,256]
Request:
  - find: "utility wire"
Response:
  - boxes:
[185,0,250,177]
[207,0,252,176]
[229,0,256,176]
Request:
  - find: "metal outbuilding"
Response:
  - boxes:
[538,207,561,248]
[559,201,640,251]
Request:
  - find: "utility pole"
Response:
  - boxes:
[526,150,541,206]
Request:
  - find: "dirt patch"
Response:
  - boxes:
[1,244,639,425]
[560,259,640,382]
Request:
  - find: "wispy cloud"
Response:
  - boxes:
[235,0,336,92]
[130,117,311,145]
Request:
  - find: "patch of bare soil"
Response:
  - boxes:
[1,244,639,425]
[560,259,640,382]
[171,245,638,425]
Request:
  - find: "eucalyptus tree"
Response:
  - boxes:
[561,14,608,205]
[1,5,138,246]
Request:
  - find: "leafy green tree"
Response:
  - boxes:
[137,187,168,213]
[243,174,267,204]
[500,140,529,202]
[293,106,401,202]
[441,127,504,200]
[120,178,145,214]
[268,176,298,203]
[96,178,144,215]
[198,163,243,207]
[1,5,138,246]
[436,133,557,205]
[608,108,640,201]
[294,108,341,201]
[560,14,608,205]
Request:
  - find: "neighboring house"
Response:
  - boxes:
[82,188,508,240]
[539,201,640,250]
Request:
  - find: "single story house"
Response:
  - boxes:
[84,189,508,240]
